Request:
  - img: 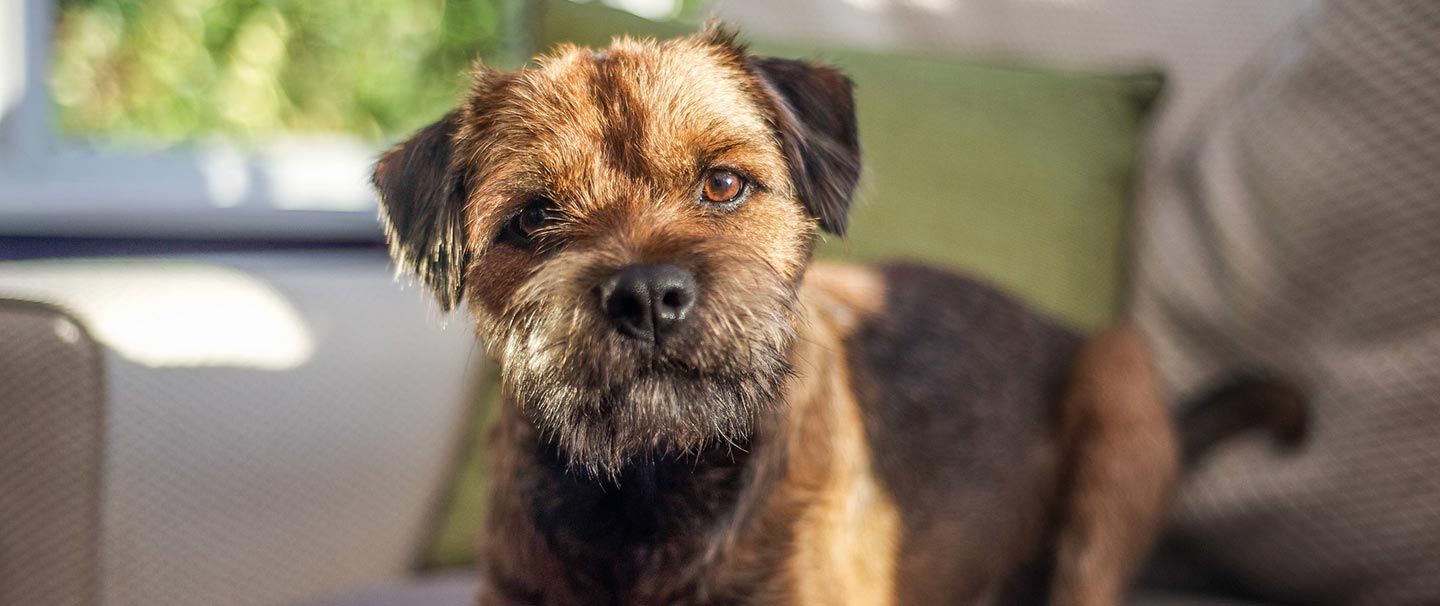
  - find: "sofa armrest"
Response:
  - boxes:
[0,299,106,606]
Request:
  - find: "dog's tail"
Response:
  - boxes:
[1177,374,1308,468]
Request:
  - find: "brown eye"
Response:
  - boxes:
[501,197,558,246]
[701,169,746,204]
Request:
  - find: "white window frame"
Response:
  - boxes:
[0,0,515,241]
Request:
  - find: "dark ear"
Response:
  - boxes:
[751,57,861,235]
[372,111,468,310]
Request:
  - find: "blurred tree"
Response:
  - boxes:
[50,0,517,148]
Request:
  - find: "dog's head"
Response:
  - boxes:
[373,28,860,475]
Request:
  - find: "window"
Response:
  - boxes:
[0,0,524,241]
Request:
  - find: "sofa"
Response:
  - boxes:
[12,1,1438,604]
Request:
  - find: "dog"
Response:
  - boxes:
[372,27,1299,606]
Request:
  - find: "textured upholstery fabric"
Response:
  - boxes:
[1128,1,1440,603]
[0,300,105,606]
[298,572,477,606]
[0,252,478,606]
[297,576,1260,606]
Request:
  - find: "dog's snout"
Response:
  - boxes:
[601,263,697,343]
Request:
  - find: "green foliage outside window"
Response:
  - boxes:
[50,0,519,148]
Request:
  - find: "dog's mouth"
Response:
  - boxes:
[585,335,750,397]
[620,338,706,373]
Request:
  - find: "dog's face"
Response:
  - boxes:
[373,29,860,475]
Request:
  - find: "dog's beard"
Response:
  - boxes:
[508,364,790,478]
[482,251,800,478]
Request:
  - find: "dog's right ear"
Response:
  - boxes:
[372,110,468,311]
[748,56,861,236]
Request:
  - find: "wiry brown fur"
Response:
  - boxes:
[374,27,1186,605]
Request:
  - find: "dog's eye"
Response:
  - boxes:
[500,198,558,246]
[701,169,747,205]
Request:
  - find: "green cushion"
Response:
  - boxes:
[421,0,1162,569]
[813,50,1158,328]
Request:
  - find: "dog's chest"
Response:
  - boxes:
[523,446,779,605]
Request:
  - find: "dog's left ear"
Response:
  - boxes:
[750,56,862,235]
[372,110,469,311]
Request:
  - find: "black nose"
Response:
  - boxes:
[600,263,698,343]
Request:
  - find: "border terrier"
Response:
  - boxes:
[373,27,1302,606]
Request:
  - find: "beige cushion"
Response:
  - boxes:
[1128,0,1440,602]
